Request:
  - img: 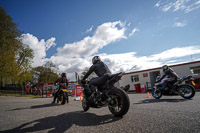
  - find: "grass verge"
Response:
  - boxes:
[0,93,40,97]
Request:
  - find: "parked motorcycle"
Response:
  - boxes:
[56,83,69,105]
[81,72,130,117]
[152,75,195,99]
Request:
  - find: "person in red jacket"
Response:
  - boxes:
[52,73,68,103]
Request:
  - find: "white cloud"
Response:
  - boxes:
[157,0,200,13]
[20,22,200,81]
[185,0,200,13]
[57,21,127,58]
[174,21,187,27]
[162,2,173,12]
[85,26,93,33]
[20,21,128,80]
[149,46,200,60]
[20,33,56,67]
[99,46,200,74]
[173,0,186,12]
[155,1,161,7]
[52,45,200,80]
[129,28,139,37]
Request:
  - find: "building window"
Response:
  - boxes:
[143,73,148,77]
[190,66,200,75]
[131,75,139,82]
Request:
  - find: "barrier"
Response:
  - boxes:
[48,90,50,96]
[140,84,145,93]
[74,85,83,101]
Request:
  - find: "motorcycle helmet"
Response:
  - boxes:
[61,73,66,77]
[92,56,101,64]
[162,65,168,71]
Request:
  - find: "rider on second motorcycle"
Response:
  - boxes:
[52,73,68,103]
[81,56,112,100]
[155,65,180,92]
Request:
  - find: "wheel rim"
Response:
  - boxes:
[153,88,161,98]
[180,86,192,97]
[109,92,122,113]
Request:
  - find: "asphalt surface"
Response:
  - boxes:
[0,92,200,133]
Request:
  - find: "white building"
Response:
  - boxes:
[119,60,200,92]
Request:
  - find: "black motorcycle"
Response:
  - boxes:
[152,75,195,99]
[81,72,130,117]
[56,83,69,105]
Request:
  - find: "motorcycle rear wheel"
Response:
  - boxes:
[179,84,195,99]
[108,88,130,117]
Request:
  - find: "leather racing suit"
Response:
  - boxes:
[52,77,68,103]
[157,68,180,90]
[82,61,112,92]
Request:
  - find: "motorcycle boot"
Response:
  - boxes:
[52,94,57,104]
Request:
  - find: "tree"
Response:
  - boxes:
[0,7,33,87]
[15,44,34,86]
[31,62,59,84]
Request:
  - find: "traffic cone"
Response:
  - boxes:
[147,92,150,98]
[80,96,82,101]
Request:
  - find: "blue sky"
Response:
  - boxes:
[1,0,200,80]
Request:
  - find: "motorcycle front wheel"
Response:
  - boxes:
[179,84,195,99]
[61,93,66,105]
[82,96,90,111]
[108,88,130,117]
[152,87,162,99]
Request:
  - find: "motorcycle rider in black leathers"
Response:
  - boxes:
[52,73,68,103]
[81,56,112,99]
[156,65,180,92]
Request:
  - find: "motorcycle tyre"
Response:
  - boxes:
[152,87,162,99]
[82,96,90,112]
[108,88,130,117]
[179,84,195,99]
[61,93,66,105]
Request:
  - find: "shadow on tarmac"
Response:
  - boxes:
[7,103,60,111]
[135,98,189,104]
[0,111,122,133]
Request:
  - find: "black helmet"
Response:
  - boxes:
[92,56,101,64]
[61,73,66,77]
[162,65,168,71]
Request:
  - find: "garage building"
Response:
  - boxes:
[119,60,200,92]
